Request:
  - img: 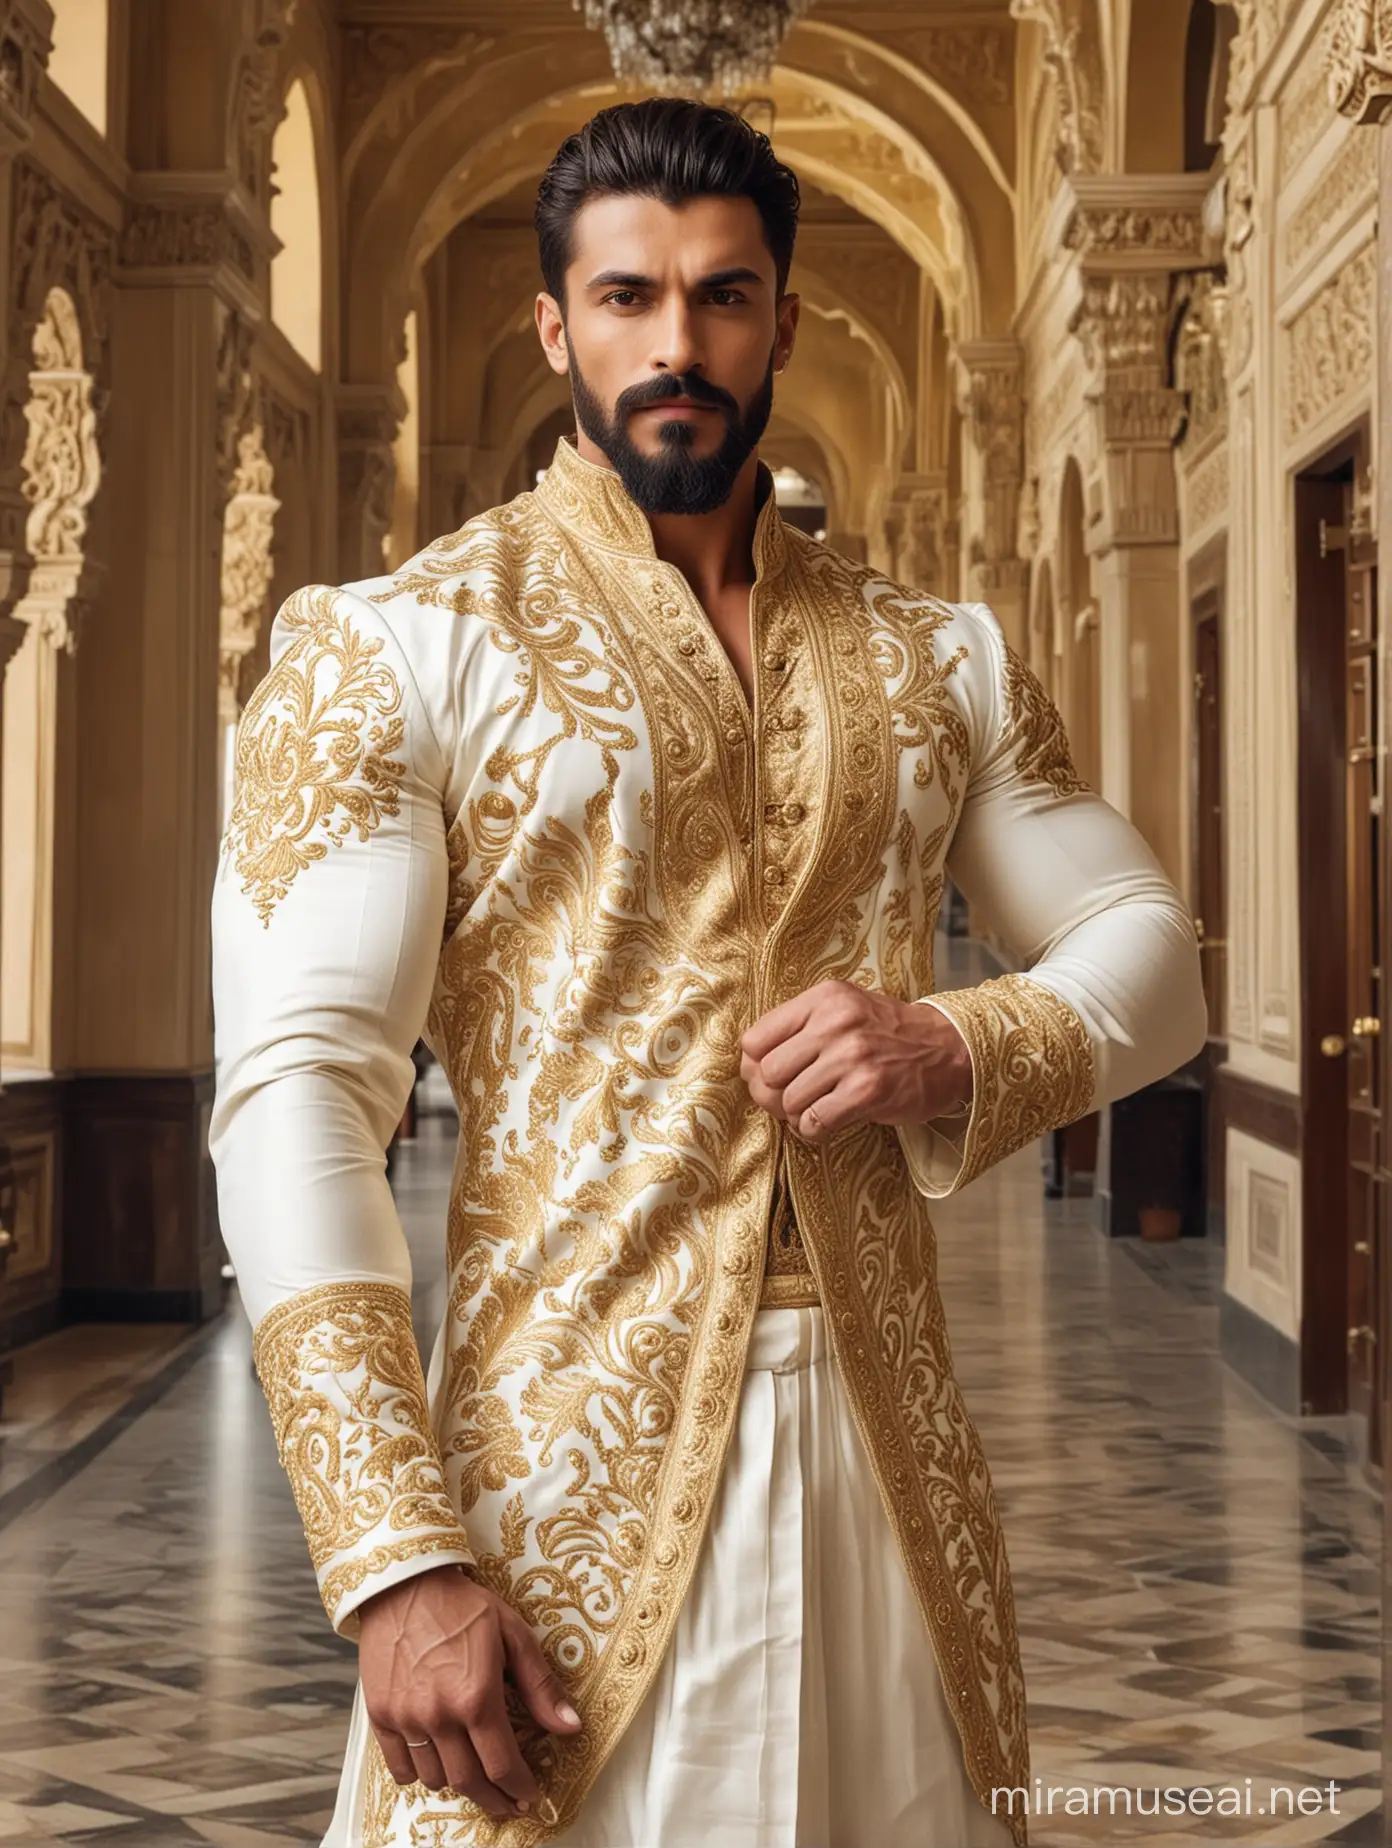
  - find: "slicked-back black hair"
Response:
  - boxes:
[534,98,801,303]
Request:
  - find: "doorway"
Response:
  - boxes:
[1295,427,1384,1462]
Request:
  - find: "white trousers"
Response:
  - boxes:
[326,1304,1017,1848]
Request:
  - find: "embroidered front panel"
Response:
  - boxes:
[223,585,407,926]
[252,1282,473,1630]
[347,447,1032,1846]
[786,1126,1029,1846]
[924,973,1096,1191]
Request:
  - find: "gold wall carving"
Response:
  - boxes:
[894,25,1014,108]
[1282,237,1376,444]
[1185,437,1230,538]
[1009,0,1105,174]
[1328,0,1392,123]
[1282,128,1377,271]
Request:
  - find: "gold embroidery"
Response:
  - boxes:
[786,1128,1030,1846]
[916,973,1096,1194]
[759,1135,819,1309]
[252,1281,473,1630]
[337,442,1033,1846]
[224,585,407,925]
[1002,644,1090,798]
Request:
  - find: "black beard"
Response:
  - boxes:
[568,349,775,516]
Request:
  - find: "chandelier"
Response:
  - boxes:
[574,0,814,93]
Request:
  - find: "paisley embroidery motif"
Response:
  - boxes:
[912,973,1096,1194]
[252,1281,473,1631]
[1001,644,1091,798]
[224,585,407,925]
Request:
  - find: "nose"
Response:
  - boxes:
[650,294,703,378]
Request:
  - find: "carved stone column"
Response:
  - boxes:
[64,184,268,1323]
[885,472,950,592]
[338,386,400,580]
[1062,175,1211,884]
[955,342,1026,649]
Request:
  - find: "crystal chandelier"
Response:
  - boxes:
[574,0,815,93]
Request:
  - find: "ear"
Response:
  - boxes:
[774,290,801,374]
[536,292,570,377]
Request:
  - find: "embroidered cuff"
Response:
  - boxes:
[252,1281,476,1636]
[896,974,1095,1197]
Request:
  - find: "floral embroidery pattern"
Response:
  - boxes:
[225,585,407,925]
[1001,644,1091,798]
[253,1280,474,1632]
[913,973,1096,1194]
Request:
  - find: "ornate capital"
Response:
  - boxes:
[1328,0,1392,123]
[1060,174,1213,272]
[121,179,269,312]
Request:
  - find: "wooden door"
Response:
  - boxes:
[1192,593,1225,1038]
[1339,483,1383,1451]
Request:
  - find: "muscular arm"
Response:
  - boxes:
[210,584,578,1818]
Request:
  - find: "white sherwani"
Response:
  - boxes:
[209,435,1206,1848]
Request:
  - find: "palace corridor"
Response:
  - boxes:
[0,0,1391,1842]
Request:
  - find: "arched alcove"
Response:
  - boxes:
[47,0,108,135]
[3,288,102,1072]
[270,78,323,371]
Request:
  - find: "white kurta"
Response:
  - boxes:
[326,1302,1017,1848]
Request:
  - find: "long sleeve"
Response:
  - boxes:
[209,582,475,1636]
[895,601,1208,1198]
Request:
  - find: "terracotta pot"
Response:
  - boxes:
[1139,1206,1182,1242]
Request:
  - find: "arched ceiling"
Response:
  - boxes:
[339,20,1019,383]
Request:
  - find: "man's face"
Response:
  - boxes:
[536,192,800,515]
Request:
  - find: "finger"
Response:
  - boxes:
[502,1615,584,1735]
[373,1726,419,1788]
[797,1073,875,1143]
[467,1681,539,1809]
[740,1050,787,1117]
[741,987,818,1060]
[435,1725,526,1820]
[781,1049,845,1124]
[407,1736,451,1794]
[752,1023,824,1092]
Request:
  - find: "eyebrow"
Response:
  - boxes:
[584,266,767,290]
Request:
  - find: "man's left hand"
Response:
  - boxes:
[741,979,974,1146]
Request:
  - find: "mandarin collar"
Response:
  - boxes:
[534,432,789,580]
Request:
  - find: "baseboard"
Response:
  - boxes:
[1219,1291,1301,1415]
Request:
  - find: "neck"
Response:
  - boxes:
[573,431,764,598]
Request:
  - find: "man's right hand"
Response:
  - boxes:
[358,1564,584,1820]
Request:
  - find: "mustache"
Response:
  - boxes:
[617,373,740,416]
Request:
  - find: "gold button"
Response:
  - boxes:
[678,635,698,655]
[764,650,788,672]
[784,801,805,823]
[725,725,743,744]
[763,865,785,885]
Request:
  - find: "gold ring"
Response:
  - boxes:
[406,1739,432,1749]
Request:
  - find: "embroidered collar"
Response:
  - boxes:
[534,431,789,579]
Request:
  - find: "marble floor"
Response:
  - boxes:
[0,938,1381,1846]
